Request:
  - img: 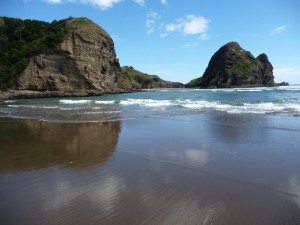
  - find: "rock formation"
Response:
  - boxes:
[186,42,275,88]
[17,17,127,96]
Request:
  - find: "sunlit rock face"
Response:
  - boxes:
[17,18,127,95]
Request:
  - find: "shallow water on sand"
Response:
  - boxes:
[1,113,300,225]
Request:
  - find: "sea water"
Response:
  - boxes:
[1,85,300,122]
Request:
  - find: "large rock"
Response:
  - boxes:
[17,18,126,95]
[187,42,274,88]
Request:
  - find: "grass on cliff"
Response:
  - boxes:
[120,66,162,88]
[66,17,109,37]
[0,17,67,90]
[186,77,202,87]
[227,50,260,78]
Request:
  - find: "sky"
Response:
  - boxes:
[1,0,300,84]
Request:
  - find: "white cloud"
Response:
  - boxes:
[182,15,208,35]
[146,11,161,34]
[161,0,167,5]
[271,24,290,35]
[133,0,145,6]
[43,0,62,3]
[42,0,122,10]
[81,0,122,9]
[163,15,209,39]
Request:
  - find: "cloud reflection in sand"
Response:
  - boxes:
[288,176,300,210]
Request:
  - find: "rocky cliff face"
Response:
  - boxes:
[187,42,274,88]
[17,18,128,95]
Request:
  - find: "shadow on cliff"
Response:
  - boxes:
[0,118,121,172]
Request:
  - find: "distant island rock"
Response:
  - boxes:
[186,42,275,88]
[0,17,183,99]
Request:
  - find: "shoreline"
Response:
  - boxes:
[1,83,292,100]
[0,89,140,100]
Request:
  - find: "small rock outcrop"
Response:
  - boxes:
[17,18,128,95]
[187,42,275,88]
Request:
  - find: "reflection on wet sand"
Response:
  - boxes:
[0,118,120,172]
[1,115,300,225]
[288,176,300,210]
[207,112,269,144]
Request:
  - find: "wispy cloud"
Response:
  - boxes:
[166,23,181,32]
[43,0,62,3]
[132,0,145,6]
[111,34,124,43]
[146,11,161,34]
[200,33,208,40]
[42,0,122,10]
[271,24,290,35]
[161,0,167,5]
[162,15,209,39]
[182,43,198,48]
[160,32,168,38]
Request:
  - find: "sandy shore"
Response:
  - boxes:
[0,114,300,224]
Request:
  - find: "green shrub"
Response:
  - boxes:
[0,17,68,90]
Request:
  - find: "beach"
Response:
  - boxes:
[1,112,300,225]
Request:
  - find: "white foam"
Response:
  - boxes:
[179,100,300,115]
[59,100,92,104]
[8,105,58,109]
[95,100,115,104]
[277,85,300,91]
[120,99,173,107]
[84,110,121,115]
[4,100,17,103]
[236,89,263,92]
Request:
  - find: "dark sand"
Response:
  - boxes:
[0,113,300,225]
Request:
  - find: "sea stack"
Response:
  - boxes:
[187,42,275,88]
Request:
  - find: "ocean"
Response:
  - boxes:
[1,86,300,225]
[1,85,300,122]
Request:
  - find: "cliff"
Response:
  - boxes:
[186,42,275,88]
[0,17,183,99]
[17,17,129,95]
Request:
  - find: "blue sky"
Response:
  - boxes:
[1,0,300,84]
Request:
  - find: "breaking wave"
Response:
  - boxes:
[59,100,92,104]
[119,98,300,115]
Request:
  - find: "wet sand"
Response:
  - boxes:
[1,113,300,225]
